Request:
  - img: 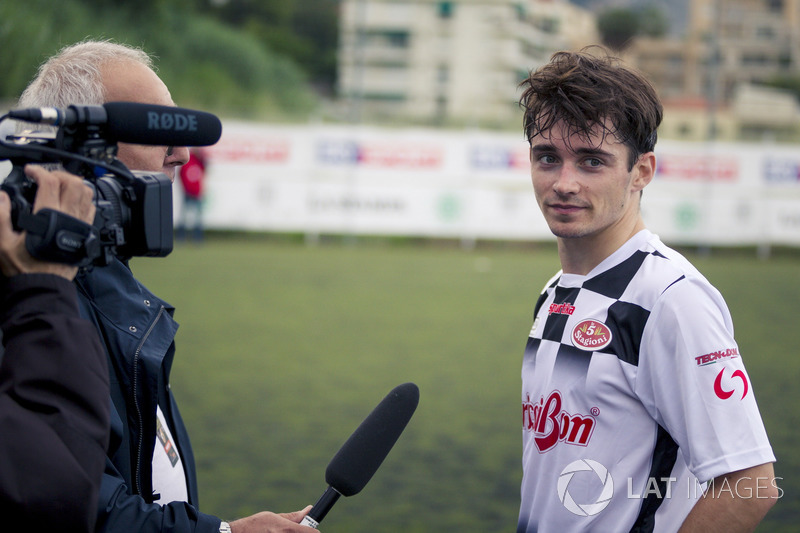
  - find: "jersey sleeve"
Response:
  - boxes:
[635,276,775,483]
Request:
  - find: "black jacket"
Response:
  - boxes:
[75,259,221,533]
[0,273,110,532]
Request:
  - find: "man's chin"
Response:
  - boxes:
[548,223,588,240]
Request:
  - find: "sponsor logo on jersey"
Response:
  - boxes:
[522,391,596,453]
[571,319,612,351]
[695,348,740,366]
[714,367,749,400]
[548,302,576,315]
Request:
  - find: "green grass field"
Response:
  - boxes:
[130,235,799,532]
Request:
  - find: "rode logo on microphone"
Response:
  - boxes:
[147,111,198,132]
[522,391,596,453]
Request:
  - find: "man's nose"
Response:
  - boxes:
[167,146,190,167]
[552,165,581,195]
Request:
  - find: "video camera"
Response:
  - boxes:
[0,102,222,267]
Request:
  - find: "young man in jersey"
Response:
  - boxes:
[517,50,778,532]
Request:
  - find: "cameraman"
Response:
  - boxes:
[18,40,314,533]
[0,165,109,532]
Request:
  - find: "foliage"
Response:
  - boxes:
[0,0,95,99]
[208,0,340,94]
[597,8,640,50]
[596,3,669,51]
[637,3,669,38]
[0,0,317,120]
[763,75,800,103]
[149,15,316,118]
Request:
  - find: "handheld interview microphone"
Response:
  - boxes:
[9,102,222,146]
[300,382,420,529]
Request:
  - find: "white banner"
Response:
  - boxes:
[177,122,800,247]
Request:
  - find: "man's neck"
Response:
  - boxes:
[557,218,647,275]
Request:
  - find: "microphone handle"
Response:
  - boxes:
[300,486,342,529]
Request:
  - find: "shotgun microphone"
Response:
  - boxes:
[9,102,222,146]
[300,382,420,528]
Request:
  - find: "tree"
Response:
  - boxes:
[597,7,640,51]
[596,3,670,51]
[209,0,340,94]
[764,75,800,102]
[638,3,669,38]
[0,0,316,120]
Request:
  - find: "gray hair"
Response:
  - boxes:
[18,39,153,108]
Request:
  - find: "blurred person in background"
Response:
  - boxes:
[517,49,777,532]
[177,147,207,243]
[18,39,313,533]
[0,165,109,532]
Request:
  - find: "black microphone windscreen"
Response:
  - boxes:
[325,382,419,497]
[102,102,222,146]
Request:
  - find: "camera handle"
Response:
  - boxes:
[18,208,101,266]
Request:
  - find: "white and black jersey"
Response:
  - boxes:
[519,230,774,533]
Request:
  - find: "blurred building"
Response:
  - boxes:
[624,0,800,141]
[336,0,598,127]
[337,0,800,142]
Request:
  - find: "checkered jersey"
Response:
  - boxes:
[519,230,774,533]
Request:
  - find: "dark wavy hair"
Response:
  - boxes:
[519,48,663,170]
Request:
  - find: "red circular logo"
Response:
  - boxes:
[571,320,613,351]
[714,368,749,400]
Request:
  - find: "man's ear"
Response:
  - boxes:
[632,152,656,192]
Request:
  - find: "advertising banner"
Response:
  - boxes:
[183,123,800,247]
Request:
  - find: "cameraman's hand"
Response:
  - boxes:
[0,165,95,280]
[229,505,316,532]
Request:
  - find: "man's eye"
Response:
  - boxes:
[538,154,557,164]
[584,158,602,167]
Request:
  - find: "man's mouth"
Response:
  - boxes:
[547,202,585,215]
